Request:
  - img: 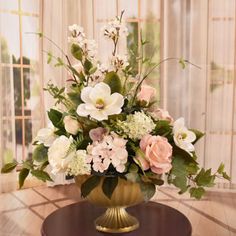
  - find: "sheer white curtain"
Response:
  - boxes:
[162,0,236,187]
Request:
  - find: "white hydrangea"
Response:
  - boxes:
[111,55,129,71]
[66,150,91,176]
[101,18,128,40]
[117,111,155,140]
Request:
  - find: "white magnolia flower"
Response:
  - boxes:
[63,116,81,135]
[117,111,155,140]
[66,150,91,176]
[111,55,129,71]
[35,127,57,147]
[173,118,196,156]
[77,82,124,121]
[48,136,76,174]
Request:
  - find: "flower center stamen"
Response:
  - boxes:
[95,98,105,110]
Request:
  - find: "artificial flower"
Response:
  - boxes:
[148,108,174,123]
[139,134,173,174]
[66,150,91,176]
[89,127,107,141]
[68,24,85,44]
[117,111,155,140]
[48,135,76,174]
[137,84,156,104]
[34,127,57,147]
[111,55,129,71]
[63,116,81,135]
[76,82,124,121]
[173,117,196,156]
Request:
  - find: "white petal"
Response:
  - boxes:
[89,82,111,102]
[77,104,90,117]
[173,117,185,132]
[81,86,93,103]
[90,110,108,121]
[104,93,124,115]
[184,130,196,143]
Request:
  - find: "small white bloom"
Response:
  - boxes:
[79,39,97,61]
[35,127,57,147]
[48,136,76,174]
[117,111,155,140]
[98,63,111,74]
[111,55,129,71]
[77,82,124,121]
[173,118,196,156]
[66,150,91,176]
[63,116,81,135]
[68,24,85,44]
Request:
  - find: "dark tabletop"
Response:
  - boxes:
[41,201,192,236]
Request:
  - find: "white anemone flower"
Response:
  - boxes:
[173,118,196,156]
[77,82,124,121]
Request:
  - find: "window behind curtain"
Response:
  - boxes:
[0,0,44,166]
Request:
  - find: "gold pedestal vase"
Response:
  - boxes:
[75,175,144,233]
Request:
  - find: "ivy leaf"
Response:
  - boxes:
[104,71,122,93]
[102,177,118,199]
[195,168,215,187]
[189,187,205,200]
[81,176,101,198]
[173,176,188,193]
[1,161,18,173]
[217,163,225,174]
[32,144,48,163]
[19,168,30,188]
[47,109,63,129]
[31,170,53,182]
[139,181,156,202]
[71,44,82,61]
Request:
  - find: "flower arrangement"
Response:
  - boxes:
[1,11,230,200]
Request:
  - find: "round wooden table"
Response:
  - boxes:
[41,201,192,236]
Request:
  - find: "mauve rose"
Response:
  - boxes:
[139,134,173,174]
[149,108,174,123]
[89,127,107,141]
[137,84,156,104]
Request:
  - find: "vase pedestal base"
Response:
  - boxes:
[95,207,139,233]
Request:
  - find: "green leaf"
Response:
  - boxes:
[179,58,186,69]
[149,178,164,186]
[139,181,156,201]
[217,163,225,174]
[190,129,205,144]
[195,168,215,187]
[40,161,49,170]
[19,168,30,188]
[32,144,48,163]
[173,176,188,193]
[186,163,199,175]
[222,171,231,181]
[81,175,101,198]
[47,108,63,128]
[1,161,18,173]
[84,59,93,75]
[31,170,53,182]
[71,44,82,61]
[102,177,118,199]
[22,160,34,170]
[104,71,122,93]
[89,66,97,74]
[47,52,52,64]
[54,57,64,67]
[189,187,205,200]
[129,163,139,173]
[68,65,85,82]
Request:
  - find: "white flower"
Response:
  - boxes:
[68,24,85,44]
[79,39,97,61]
[101,18,128,40]
[77,82,124,121]
[111,55,129,71]
[66,150,91,176]
[63,116,81,135]
[48,136,76,174]
[117,111,155,140]
[87,133,128,173]
[34,127,57,147]
[98,63,111,74]
[173,118,196,156]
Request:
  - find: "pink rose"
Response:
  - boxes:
[89,127,106,141]
[139,134,173,174]
[137,84,156,103]
[149,108,173,123]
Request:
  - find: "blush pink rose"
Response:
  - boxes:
[137,84,156,103]
[149,108,174,123]
[139,134,173,174]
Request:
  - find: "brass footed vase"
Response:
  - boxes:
[75,175,144,233]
